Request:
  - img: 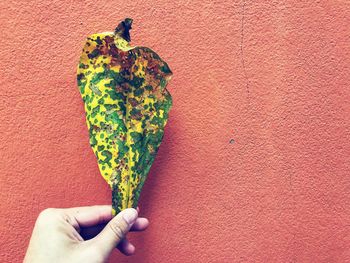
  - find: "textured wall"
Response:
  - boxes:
[0,1,349,262]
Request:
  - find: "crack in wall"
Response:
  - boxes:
[240,0,250,97]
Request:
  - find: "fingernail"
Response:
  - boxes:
[123,208,138,224]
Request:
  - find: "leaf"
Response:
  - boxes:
[77,18,172,214]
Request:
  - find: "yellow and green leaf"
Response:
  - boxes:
[77,18,172,214]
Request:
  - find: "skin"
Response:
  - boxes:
[24,206,149,263]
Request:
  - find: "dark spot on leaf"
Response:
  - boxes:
[88,49,100,59]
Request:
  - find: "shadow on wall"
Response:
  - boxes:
[133,119,175,262]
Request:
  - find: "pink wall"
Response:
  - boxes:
[1,1,349,262]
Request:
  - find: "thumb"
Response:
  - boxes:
[91,208,138,257]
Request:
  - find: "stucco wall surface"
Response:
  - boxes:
[0,1,349,262]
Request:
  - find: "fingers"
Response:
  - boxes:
[65,205,113,228]
[80,217,149,240]
[117,238,135,256]
[115,217,149,256]
[90,208,138,258]
[131,217,149,231]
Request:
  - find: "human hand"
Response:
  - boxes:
[24,205,149,263]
